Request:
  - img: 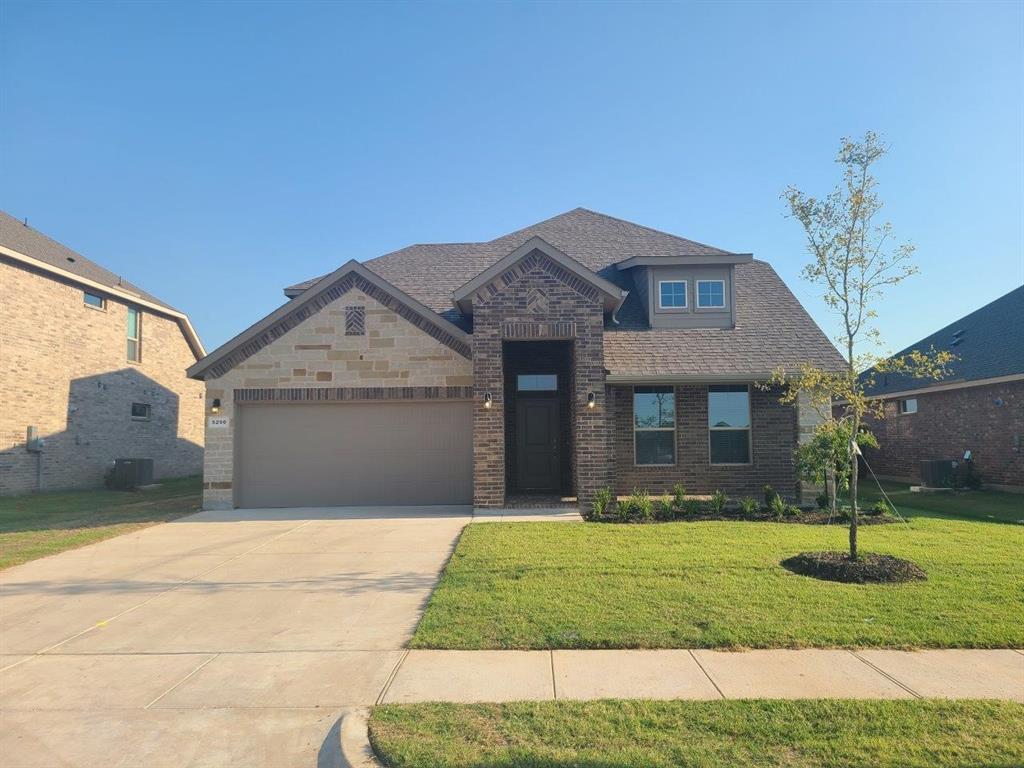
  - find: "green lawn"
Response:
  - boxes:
[0,476,201,570]
[860,480,1024,524]
[370,699,1024,768]
[412,510,1024,649]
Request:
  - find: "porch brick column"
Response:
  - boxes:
[472,319,505,507]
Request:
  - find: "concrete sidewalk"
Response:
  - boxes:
[378,648,1024,703]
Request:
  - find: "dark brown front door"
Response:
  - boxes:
[516,398,560,492]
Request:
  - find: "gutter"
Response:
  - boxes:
[1,244,206,359]
[838,373,1024,404]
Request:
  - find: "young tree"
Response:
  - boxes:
[770,132,954,559]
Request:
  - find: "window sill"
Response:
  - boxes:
[634,463,677,468]
[710,462,753,467]
[83,303,107,312]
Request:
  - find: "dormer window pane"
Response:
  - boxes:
[659,281,686,308]
[698,280,725,308]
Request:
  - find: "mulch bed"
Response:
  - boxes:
[781,551,927,584]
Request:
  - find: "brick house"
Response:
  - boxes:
[0,212,206,495]
[187,209,843,511]
[857,285,1023,491]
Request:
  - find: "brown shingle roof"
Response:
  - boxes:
[285,208,844,376]
[0,210,179,313]
[604,260,844,377]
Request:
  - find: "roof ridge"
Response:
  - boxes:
[572,207,736,255]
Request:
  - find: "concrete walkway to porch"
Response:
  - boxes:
[379,648,1024,704]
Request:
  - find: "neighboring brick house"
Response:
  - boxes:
[857,286,1023,491]
[187,208,843,511]
[0,211,206,495]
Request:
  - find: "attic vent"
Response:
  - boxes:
[66,256,76,263]
[950,338,962,347]
[952,329,965,337]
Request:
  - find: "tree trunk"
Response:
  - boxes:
[826,463,837,517]
[849,413,861,560]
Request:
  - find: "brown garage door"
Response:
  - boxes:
[235,401,473,508]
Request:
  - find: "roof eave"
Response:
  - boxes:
[1,243,206,360]
[615,253,754,270]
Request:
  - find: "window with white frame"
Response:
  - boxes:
[899,398,918,414]
[658,280,687,309]
[708,385,751,464]
[697,280,725,308]
[131,402,151,421]
[634,386,675,465]
[126,307,141,362]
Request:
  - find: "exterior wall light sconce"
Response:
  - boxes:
[587,392,596,409]
[483,392,493,409]
[210,398,221,414]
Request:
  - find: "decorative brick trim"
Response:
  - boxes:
[473,251,602,307]
[502,321,577,339]
[234,386,473,403]
[344,305,365,336]
[205,273,471,379]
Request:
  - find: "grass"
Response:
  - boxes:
[859,479,1024,524]
[412,511,1024,649]
[369,699,1024,768]
[0,476,202,570]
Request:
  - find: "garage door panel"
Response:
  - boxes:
[236,402,472,508]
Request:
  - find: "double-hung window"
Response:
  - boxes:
[708,384,751,464]
[658,280,687,309]
[899,398,918,414]
[634,386,675,465]
[127,307,141,362]
[697,280,725,308]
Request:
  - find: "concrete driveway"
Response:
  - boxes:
[0,506,471,767]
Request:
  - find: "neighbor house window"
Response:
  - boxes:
[697,280,725,308]
[344,306,365,336]
[634,386,675,465]
[658,280,687,309]
[900,398,918,414]
[131,403,151,421]
[709,385,751,464]
[84,291,105,309]
[517,374,557,391]
[126,307,141,362]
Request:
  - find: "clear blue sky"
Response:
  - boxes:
[2,0,1021,354]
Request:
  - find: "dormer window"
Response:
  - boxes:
[658,280,687,309]
[697,280,725,308]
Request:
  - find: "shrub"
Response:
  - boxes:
[815,492,829,510]
[867,500,889,517]
[682,498,702,517]
[590,487,613,520]
[769,493,786,519]
[763,484,778,507]
[672,483,687,509]
[710,489,728,514]
[784,504,801,517]
[656,497,674,521]
[624,488,653,522]
[739,497,758,515]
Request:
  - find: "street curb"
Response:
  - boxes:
[339,707,383,768]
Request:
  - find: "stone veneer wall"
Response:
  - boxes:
[0,259,204,495]
[470,250,609,508]
[859,380,1023,490]
[610,383,799,499]
[202,286,473,509]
